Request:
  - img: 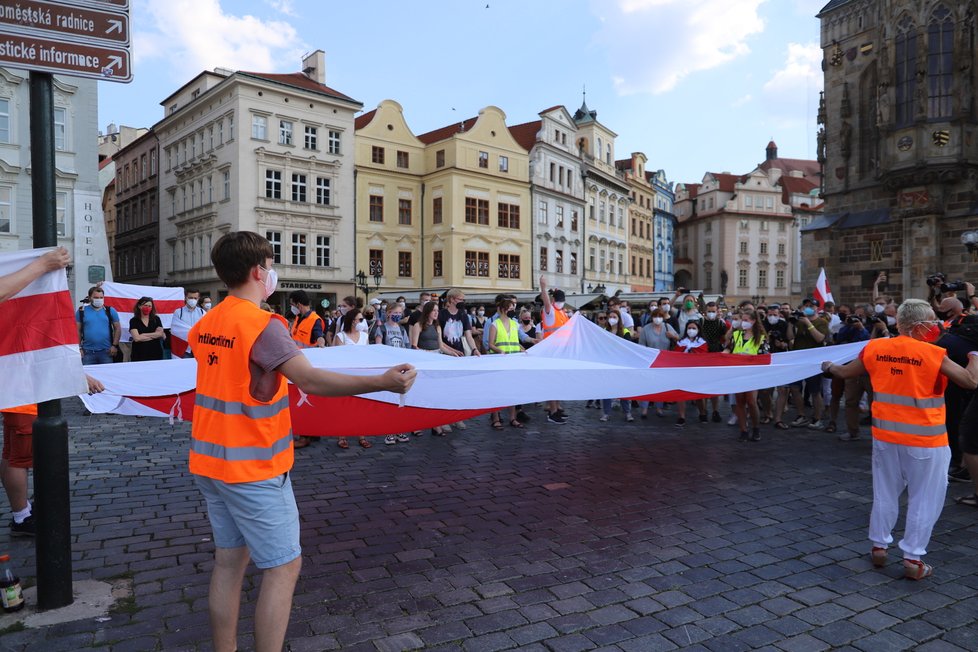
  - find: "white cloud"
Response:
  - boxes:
[732,94,752,107]
[133,0,306,79]
[593,0,767,95]
[265,0,298,17]
[761,42,823,127]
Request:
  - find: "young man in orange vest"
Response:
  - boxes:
[288,290,326,349]
[823,299,978,580]
[189,232,415,652]
[539,276,569,424]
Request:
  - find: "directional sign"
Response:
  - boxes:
[0,0,131,83]
[0,0,130,45]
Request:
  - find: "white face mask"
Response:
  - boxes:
[186,299,198,309]
[767,315,779,325]
[258,265,277,301]
[91,298,104,308]
[339,305,350,316]
[687,329,699,338]
[731,319,742,328]
[875,304,885,314]
[553,301,565,310]
[706,311,717,320]
[886,316,896,326]
[741,321,753,330]
[356,320,369,332]
[290,305,301,316]
[652,317,663,325]
[202,301,211,310]
[661,303,671,312]
[477,309,485,316]
[607,317,619,326]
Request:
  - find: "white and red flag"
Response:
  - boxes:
[814,267,834,306]
[0,248,87,410]
[100,282,184,343]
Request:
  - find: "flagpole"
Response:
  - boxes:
[30,71,74,610]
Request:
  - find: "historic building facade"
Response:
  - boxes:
[650,169,677,292]
[156,50,361,310]
[509,106,586,293]
[616,153,655,291]
[113,130,161,284]
[803,0,978,302]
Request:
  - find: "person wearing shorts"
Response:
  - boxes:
[1,406,36,536]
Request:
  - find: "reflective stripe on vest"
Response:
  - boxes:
[493,318,520,353]
[862,336,948,448]
[195,394,290,419]
[542,307,568,338]
[191,431,294,462]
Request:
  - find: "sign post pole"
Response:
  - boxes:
[29,70,74,610]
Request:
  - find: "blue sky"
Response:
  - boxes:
[100,0,828,186]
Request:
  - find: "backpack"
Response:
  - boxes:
[78,305,119,359]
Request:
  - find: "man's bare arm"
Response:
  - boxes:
[278,355,416,397]
[0,248,70,303]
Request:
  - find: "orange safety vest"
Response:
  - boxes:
[188,296,293,483]
[1,404,37,416]
[541,306,569,338]
[291,310,324,348]
[861,336,948,448]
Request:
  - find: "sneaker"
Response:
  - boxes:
[453,421,468,430]
[675,418,686,427]
[441,424,453,433]
[838,433,861,442]
[10,514,35,537]
[790,416,811,428]
[397,433,410,443]
[699,414,708,423]
[903,559,933,581]
[547,412,566,424]
[712,411,722,423]
[727,414,738,426]
[384,435,397,445]
[556,409,568,420]
[625,414,634,422]
[599,414,609,422]
[585,400,594,409]
[738,431,749,442]
[515,411,530,423]
[948,466,971,483]
[808,420,826,431]
[750,428,761,442]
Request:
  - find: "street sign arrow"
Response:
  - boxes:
[0,0,130,46]
[107,19,123,34]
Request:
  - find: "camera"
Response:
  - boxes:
[941,281,967,293]
[926,273,947,288]
[846,315,863,325]
[788,310,804,323]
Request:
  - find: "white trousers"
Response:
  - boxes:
[869,439,950,560]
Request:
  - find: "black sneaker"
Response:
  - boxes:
[949,466,971,483]
[556,409,568,420]
[699,414,708,423]
[585,400,594,409]
[547,412,566,425]
[675,418,686,427]
[11,514,35,537]
[516,410,531,423]
[711,411,722,423]
[738,431,749,442]
[750,428,761,442]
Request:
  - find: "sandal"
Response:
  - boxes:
[358,437,372,448]
[903,559,933,581]
[955,493,978,507]
[293,436,311,449]
[509,419,524,429]
[337,438,349,449]
[491,420,504,431]
[871,546,887,568]
[774,421,790,430]
[432,426,447,436]
[825,421,837,433]
[759,416,772,425]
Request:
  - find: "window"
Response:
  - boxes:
[465,197,489,224]
[538,200,548,224]
[465,251,490,277]
[555,250,564,274]
[291,233,307,265]
[0,187,11,232]
[398,199,412,225]
[570,252,578,275]
[895,15,918,126]
[540,247,549,272]
[618,207,624,227]
[589,198,595,220]
[217,119,224,144]
[760,242,768,255]
[396,150,409,168]
[228,114,234,140]
[499,155,508,172]
[315,177,330,205]
[316,236,330,267]
[705,242,712,256]
[870,240,883,262]
[265,169,282,199]
[304,126,318,150]
[571,210,579,232]
[207,175,213,203]
[208,127,214,151]
[599,201,606,223]
[140,154,147,180]
[369,195,383,222]
[223,170,230,200]
[778,221,786,232]
[432,197,443,224]
[398,251,412,277]
[599,249,606,274]
[758,268,768,287]
[436,149,445,167]
[555,205,564,228]
[371,146,385,164]
[252,114,267,140]
[778,242,785,256]
[740,219,749,231]
[765,197,774,209]
[589,247,595,271]
[618,253,623,276]
[190,134,196,158]
[478,151,489,168]
[328,130,340,154]
[776,269,785,288]
[0,99,9,143]
[498,203,519,229]
[150,149,157,176]
[53,107,66,151]
[278,120,293,145]
[927,5,954,118]
[266,230,282,264]
[760,220,769,231]
[498,254,520,279]
[550,162,555,182]
[739,241,748,255]
[291,173,307,202]
[369,249,383,276]
[433,251,443,277]
[738,268,748,288]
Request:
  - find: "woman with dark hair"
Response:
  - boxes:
[724,308,768,442]
[409,301,456,436]
[129,296,165,361]
[332,307,372,449]
[675,319,708,427]
[327,295,361,345]
[598,308,634,423]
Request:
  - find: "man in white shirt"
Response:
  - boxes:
[170,289,206,358]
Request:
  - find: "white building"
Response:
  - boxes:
[509,106,586,292]
[0,68,110,298]
[155,50,362,310]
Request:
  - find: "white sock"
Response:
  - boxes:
[12,504,31,524]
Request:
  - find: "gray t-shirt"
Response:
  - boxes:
[249,319,302,402]
[381,323,409,349]
[638,323,677,351]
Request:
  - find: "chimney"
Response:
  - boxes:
[766,140,778,161]
[302,50,326,85]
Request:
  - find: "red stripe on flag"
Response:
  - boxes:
[650,350,772,368]
[0,290,79,357]
[103,297,185,314]
[170,335,189,358]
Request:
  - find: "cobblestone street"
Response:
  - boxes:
[1,399,977,651]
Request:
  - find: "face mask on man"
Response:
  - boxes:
[803,307,815,317]
[258,265,278,301]
[768,315,780,325]
[554,301,565,310]
[186,299,198,309]
[290,305,301,316]
[91,298,104,309]
[886,316,896,326]
[706,311,717,320]
[875,304,885,314]
[661,303,671,312]
[914,321,943,343]
[607,317,619,326]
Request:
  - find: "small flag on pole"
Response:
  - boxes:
[814,267,834,306]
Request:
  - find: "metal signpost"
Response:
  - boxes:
[0,0,131,610]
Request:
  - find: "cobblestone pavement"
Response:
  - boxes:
[1,398,977,652]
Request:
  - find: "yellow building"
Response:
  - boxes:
[616,152,655,292]
[356,103,531,294]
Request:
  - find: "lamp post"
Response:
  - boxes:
[356,268,382,304]
[961,231,978,253]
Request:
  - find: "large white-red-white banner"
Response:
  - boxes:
[0,249,88,410]
[80,314,867,436]
[100,282,184,344]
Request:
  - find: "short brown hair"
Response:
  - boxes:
[211,231,274,288]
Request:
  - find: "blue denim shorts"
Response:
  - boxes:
[195,473,301,569]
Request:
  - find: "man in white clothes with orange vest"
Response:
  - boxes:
[823,299,978,580]
[539,276,569,424]
[189,231,415,652]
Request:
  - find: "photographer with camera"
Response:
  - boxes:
[762,308,792,427]
[826,307,873,440]
[783,301,830,429]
